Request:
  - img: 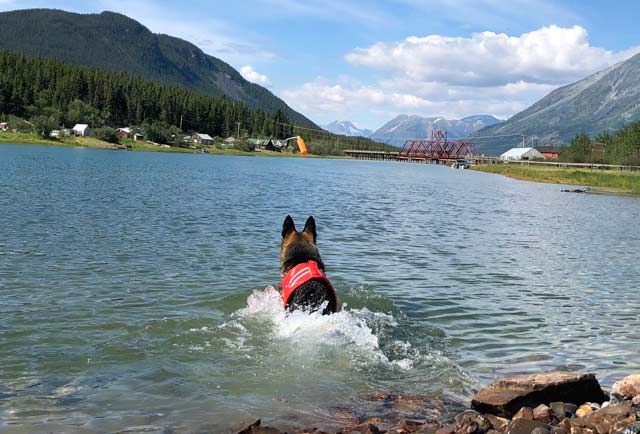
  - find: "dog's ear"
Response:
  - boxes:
[282,215,296,238]
[303,216,317,242]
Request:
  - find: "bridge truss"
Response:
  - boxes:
[398,130,477,161]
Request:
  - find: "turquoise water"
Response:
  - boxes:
[1,144,640,433]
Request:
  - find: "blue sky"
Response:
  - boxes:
[2,0,640,130]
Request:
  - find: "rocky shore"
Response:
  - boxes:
[235,372,640,434]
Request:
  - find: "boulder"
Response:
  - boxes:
[472,373,606,418]
[612,376,640,400]
[505,419,549,434]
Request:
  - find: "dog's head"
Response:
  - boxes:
[280,215,323,275]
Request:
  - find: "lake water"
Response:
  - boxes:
[1,144,640,433]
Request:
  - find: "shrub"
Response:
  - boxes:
[94,127,120,144]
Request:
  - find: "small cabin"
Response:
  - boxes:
[116,127,131,139]
[193,133,213,146]
[0,122,8,131]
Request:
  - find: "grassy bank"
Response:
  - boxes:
[0,131,348,159]
[472,163,640,194]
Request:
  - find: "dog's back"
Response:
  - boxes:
[287,279,335,315]
[280,215,337,314]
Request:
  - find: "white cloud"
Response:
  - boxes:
[346,25,640,86]
[282,77,529,126]
[240,66,272,87]
[282,25,640,128]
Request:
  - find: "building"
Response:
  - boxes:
[116,127,131,139]
[500,147,544,161]
[272,140,287,151]
[592,142,606,163]
[133,133,144,141]
[0,122,8,131]
[536,146,563,160]
[192,133,213,146]
[72,124,92,137]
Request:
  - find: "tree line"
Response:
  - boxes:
[0,50,393,154]
[562,121,640,166]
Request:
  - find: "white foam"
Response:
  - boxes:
[222,286,415,370]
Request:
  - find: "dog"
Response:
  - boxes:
[280,215,337,315]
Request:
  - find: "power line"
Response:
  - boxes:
[274,120,524,142]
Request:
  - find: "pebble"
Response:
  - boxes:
[533,404,553,423]
[576,404,594,418]
[614,422,640,434]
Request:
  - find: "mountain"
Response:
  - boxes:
[322,121,373,137]
[0,8,316,127]
[372,114,502,147]
[472,52,640,155]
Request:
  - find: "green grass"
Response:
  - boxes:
[472,163,640,194]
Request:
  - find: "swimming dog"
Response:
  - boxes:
[280,215,337,315]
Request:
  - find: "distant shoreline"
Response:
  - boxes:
[471,163,640,195]
[0,132,349,159]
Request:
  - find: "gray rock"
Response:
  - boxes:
[455,410,491,434]
[549,402,577,419]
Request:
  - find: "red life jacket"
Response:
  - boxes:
[281,260,337,312]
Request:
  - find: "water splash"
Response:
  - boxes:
[221,285,415,371]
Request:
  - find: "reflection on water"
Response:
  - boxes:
[1,144,639,432]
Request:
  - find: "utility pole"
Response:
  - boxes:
[179,115,183,131]
[236,122,240,139]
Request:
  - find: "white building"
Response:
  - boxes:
[500,147,544,161]
[72,124,92,137]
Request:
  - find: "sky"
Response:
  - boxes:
[2,0,640,130]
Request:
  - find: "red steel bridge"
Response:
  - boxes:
[397,130,476,161]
